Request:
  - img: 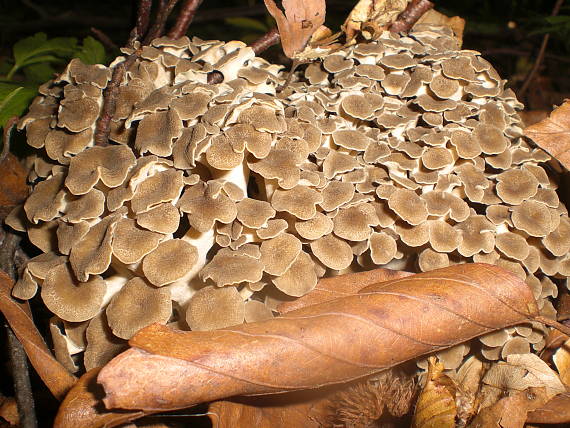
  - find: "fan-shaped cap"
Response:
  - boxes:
[225,123,273,159]
[369,232,398,265]
[44,128,93,164]
[24,172,66,223]
[142,239,198,286]
[295,212,334,240]
[65,145,136,195]
[186,285,245,331]
[333,203,380,241]
[543,217,570,257]
[57,97,100,132]
[84,312,127,371]
[200,249,264,287]
[272,251,317,297]
[271,186,323,220]
[106,277,172,339]
[455,215,495,257]
[111,218,163,264]
[131,169,184,214]
[428,220,461,253]
[63,189,105,223]
[257,219,289,239]
[495,231,530,261]
[310,233,353,271]
[248,149,301,189]
[388,188,428,226]
[244,300,274,323]
[496,168,539,205]
[236,198,275,229]
[418,248,449,272]
[260,233,302,276]
[136,203,180,234]
[511,200,552,238]
[41,263,106,322]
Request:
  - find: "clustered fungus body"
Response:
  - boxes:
[8,26,570,372]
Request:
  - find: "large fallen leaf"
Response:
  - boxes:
[526,392,570,424]
[278,267,413,313]
[412,357,456,428]
[0,270,76,400]
[525,100,570,170]
[263,0,326,58]
[96,263,539,413]
[54,368,146,428]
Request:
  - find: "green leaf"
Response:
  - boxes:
[0,83,37,128]
[225,17,268,33]
[75,37,106,65]
[8,32,77,79]
[24,63,57,84]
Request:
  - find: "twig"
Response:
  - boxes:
[519,0,565,97]
[6,325,37,428]
[534,316,570,338]
[167,0,204,39]
[1,117,18,165]
[143,0,180,45]
[250,27,280,55]
[20,0,48,18]
[90,27,119,51]
[128,0,153,47]
[388,0,434,33]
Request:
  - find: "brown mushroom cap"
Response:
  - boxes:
[142,239,199,286]
[106,277,172,339]
[428,220,461,253]
[495,231,530,261]
[272,251,317,297]
[186,285,245,331]
[42,263,106,322]
[511,201,552,238]
[388,188,428,226]
[111,218,164,264]
[130,169,184,214]
[333,203,380,241]
[70,211,123,282]
[24,172,66,223]
[257,218,289,239]
[271,186,323,220]
[64,189,105,223]
[455,215,495,257]
[369,232,398,265]
[236,198,276,229]
[49,317,80,373]
[65,145,136,195]
[310,233,354,271]
[418,248,449,272]
[136,203,180,234]
[244,300,274,323]
[84,312,127,371]
[134,109,183,157]
[200,249,264,287]
[543,217,570,257]
[248,149,301,189]
[496,168,539,205]
[320,181,355,212]
[260,233,302,276]
[12,269,39,300]
[295,212,334,240]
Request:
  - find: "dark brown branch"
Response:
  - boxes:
[90,27,119,51]
[519,0,565,97]
[388,0,434,33]
[143,0,180,44]
[1,117,18,165]
[128,0,153,47]
[250,27,280,55]
[167,0,204,39]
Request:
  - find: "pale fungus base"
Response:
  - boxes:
[8,26,570,375]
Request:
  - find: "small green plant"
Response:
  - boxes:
[0,32,106,138]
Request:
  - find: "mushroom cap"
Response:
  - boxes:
[111,218,164,264]
[84,312,127,371]
[236,198,276,229]
[260,233,302,276]
[310,233,353,271]
[272,251,317,297]
[271,186,323,220]
[106,277,172,339]
[41,263,106,322]
[142,239,199,286]
[200,249,264,287]
[186,285,245,331]
[388,188,428,226]
[244,300,274,323]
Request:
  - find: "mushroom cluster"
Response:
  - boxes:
[8,25,569,372]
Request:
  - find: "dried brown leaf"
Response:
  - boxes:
[526,392,570,424]
[95,264,539,414]
[263,0,326,58]
[54,368,146,428]
[415,9,465,46]
[553,338,570,386]
[278,267,413,313]
[0,270,76,400]
[343,0,407,42]
[468,387,550,428]
[454,356,486,427]
[411,357,456,428]
[525,100,570,170]
[0,153,28,220]
[0,396,18,426]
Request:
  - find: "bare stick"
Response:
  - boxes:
[0,117,18,165]
[143,0,180,44]
[128,0,153,47]
[519,0,564,97]
[250,27,280,55]
[388,0,434,33]
[91,27,118,51]
[167,0,203,39]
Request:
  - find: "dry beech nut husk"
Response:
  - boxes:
[10,24,568,376]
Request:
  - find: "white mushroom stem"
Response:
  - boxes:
[167,228,216,307]
[210,162,250,198]
[101,274,131,307]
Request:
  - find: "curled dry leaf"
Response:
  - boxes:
[94,264,539,414]
[525,100,570,170]
[411,357,456,428]
[54,368,146,428]
[0,153,28,220]
[263,0,326,58]
[553,338,570,386]
[343,0,408,42]
[0,270,76,400]
[278,267,413,313]
[526,392,570,424]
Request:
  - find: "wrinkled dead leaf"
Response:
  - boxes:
[412,357,456,428]
[263,0,326,58]
[343,0,407,42]
[0,153,28,220]
[94,264,539,414]
[414,9,465,46]
[525,100,570,170]
[278,267,412,313]
[454,356,486,428]
[526,392,570,424]
[0,396,18,426]
[54,368,146,428]
[467,387,550,428]
[553,338,570,386]
[0,270,76,400]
